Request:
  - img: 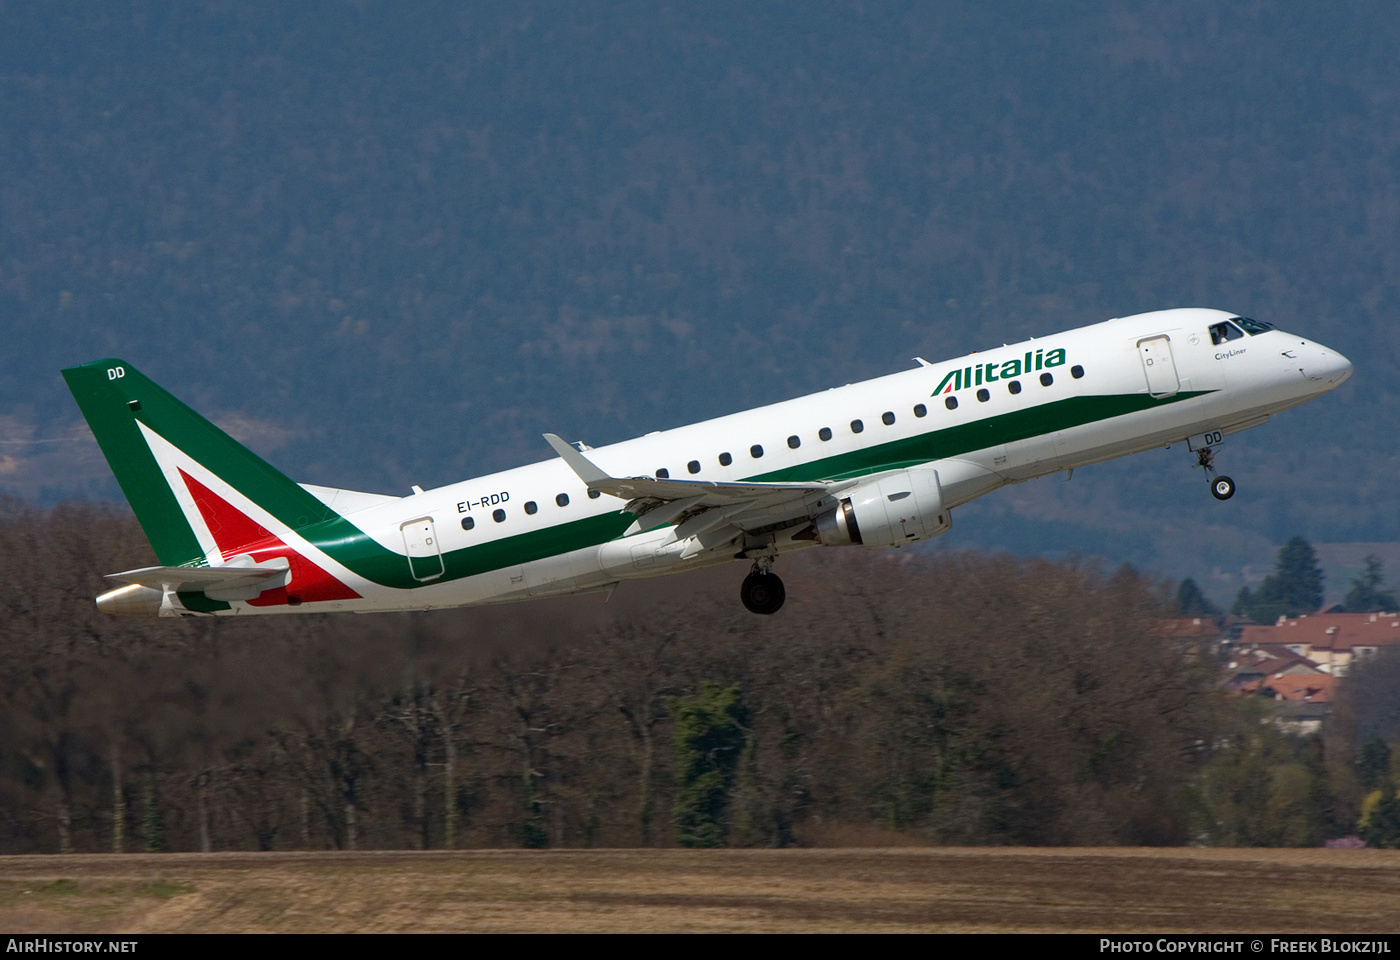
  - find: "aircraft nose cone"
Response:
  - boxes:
[1317,346,1353,387]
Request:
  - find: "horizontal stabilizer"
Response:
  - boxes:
[106,558,290,599]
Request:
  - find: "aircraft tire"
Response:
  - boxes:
[1211,476,1236,501]
[741,571,786,615]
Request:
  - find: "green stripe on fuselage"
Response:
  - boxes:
[178,591,232,613]
[305,510,635,590]
[752,390,1207,482]
[313,389,1210,590]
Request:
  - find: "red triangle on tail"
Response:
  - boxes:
[179,469,360,605]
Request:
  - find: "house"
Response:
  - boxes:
[1223,646,1325,693]
[1260,671,1336,703]
[1220,644,1336,732]
[1215,615,1400,732]
[1236,612,1400,677]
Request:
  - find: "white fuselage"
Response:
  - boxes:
[188,308,1352,614]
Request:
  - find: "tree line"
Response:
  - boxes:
[0,500,1390,852]
[1176,536,1399,623]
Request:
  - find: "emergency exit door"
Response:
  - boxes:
[401,518,445,581]
[1138,336,1180,398]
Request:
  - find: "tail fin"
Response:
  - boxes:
[62,359,337,567]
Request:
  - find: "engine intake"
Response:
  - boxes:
[815,466,951,548]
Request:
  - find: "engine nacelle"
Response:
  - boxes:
[814,466,951,548]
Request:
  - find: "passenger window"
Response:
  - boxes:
[976,388,990,402]
[787,435,800,449]
[1209,321,1245,345]
[492,508,506,523]
[556,493,569,507]
[913,404,926,418]
[1071,365,1084,379]
[719,452,732,466]
[945,396,958,410]
[882,411,895,425]
[687,460,701,474]
[750,445,764,459]
[588,489,601,499]
[1040,372,1054,386]
[818,427,832,441]
[523,501,537,515]
[1008,381,1022,395]
[850,419,864,434]
[461,517,475,531]
[656,468,669,479]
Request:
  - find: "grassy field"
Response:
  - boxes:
[1,847,1398,933]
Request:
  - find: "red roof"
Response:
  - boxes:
[1262,672,1338,702]
[1247,646,1325,672]
[1238,612,1400,652]
[1229,645,1317,668]
[1223,647,1323,695]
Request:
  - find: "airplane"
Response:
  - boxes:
[63,307,1352,618]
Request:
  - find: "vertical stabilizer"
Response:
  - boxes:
[62,359,336,567]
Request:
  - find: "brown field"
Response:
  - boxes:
[2,847,1398,933]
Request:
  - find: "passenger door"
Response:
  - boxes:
[400,518,445,582]
[1138,336,1180,398]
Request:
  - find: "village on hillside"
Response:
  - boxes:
[1168,541,1400,736]
[1168,611,1400,735]
[1157,540,1400,849]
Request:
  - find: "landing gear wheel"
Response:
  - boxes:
[1211,475,1236,501]
[741,570,786,615]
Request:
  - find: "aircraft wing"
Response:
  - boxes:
[543,433,836,535]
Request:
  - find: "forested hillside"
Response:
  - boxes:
[0,3,1398,597]
[0,502,1380,853]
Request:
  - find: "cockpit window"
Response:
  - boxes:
[1209,321,1246,345]
[1232,316,1275,335]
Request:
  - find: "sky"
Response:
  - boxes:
[1,1,1397,605]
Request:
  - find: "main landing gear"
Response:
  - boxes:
[740,559,786,615]
[1195,444,1235,501]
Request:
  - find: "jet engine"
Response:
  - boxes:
[813,466,951,548]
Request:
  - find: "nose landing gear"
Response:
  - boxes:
[740,558,786,615]
[1195,444,1235,501]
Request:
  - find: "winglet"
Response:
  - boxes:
[543,433,612,486]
